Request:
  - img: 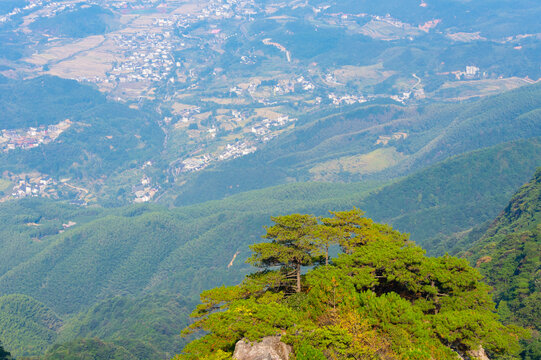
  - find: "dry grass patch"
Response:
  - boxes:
[25,35,107,66]
[333,64,395,85]
[310,147,407,181]
[434,77,531,101]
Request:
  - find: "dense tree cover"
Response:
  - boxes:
[29,5,118,39]
[43,338,140,360]
[176,209,525,360]
[465,169,541,359]
[0,76,163,181]
[361,137,541,254]
[0,76,106,130]
[308,0,541,37]
[0,342,12,360]
[0,198,104,278]
[0,139,539,357]
[0,187,375,318]
[0,294,61,357]
[56,293,195,359]
[247,2,540,76]
[0,292,194,359]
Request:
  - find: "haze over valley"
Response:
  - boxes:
[0,1,539,359]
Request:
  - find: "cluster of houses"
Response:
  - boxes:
[273,77,315,95]
[240,54,257,65]
[178,155,212,173]
[0,1,36,24]
[0,0,60,24]
[218,141,257,160]
[230,75,315,99]
[251,115,296,139]
[177,139,257,174]
[272,80,295,95]
[10,176,58,199]
[328,93,367,106]
[132,175,158,203]
[201,0,258,20]
[437,65,484,81]
[454,66,482,80]
[376,132,408,146]
[0,120,71,153]
[175,111,296,175]
[108,32,176,84]
[175,106,202,125]
[96,0,260,87]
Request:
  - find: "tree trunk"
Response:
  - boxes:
[296,262,301,293]
[325,245,329,266]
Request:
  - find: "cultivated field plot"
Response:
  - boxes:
[309,147,407,181]
[359,19,422,41]
[333,64,396,87]
[433,77,533,101]
[446,32,486,42]
[25,35,108,66]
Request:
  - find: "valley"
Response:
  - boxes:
[0,0,539,359]
[1,0,540,206]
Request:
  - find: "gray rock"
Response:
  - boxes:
[467,346,490,360]
[233,336,292,360]
[455,346,491,360]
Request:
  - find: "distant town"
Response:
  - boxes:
[0,0,536,205]
[0,120,71,153]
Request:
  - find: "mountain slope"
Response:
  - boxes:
[466,169,540,331]
[0,294,62,357]
[174,83,541,205]
[0,138,539,357]
[0,139,539,317]
[0,199,106,278]
[360,138,541,254]
[56,293,194,359]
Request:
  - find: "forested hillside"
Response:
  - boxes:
[360,138,541,254]
[174,83,541,205]
[0,0,540,358]
[56,293,195,359]
[0,199,105,278]
[43,338,147,360]
[307,0,541,37]
[0,294,61,357]
[29,4,118,38]
[0,138,539,357]
[0,76,163,201]
[465,169,541,359]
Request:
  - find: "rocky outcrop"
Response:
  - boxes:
[233,336,292,360]
[455,346,490,360]
[467,346,490,360]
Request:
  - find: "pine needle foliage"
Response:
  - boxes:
[0,343,12,360]
[175,209,526,360]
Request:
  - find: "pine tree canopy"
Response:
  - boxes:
[175,209,528,360]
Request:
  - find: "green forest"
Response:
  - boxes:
[0,76,163,191]
[466,169,541,359]
[0,140,539,358]
[0,0,540,357]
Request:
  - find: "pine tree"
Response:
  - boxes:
[176,209,527,360]
[248,214,318,293]
[0,342,12,360]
